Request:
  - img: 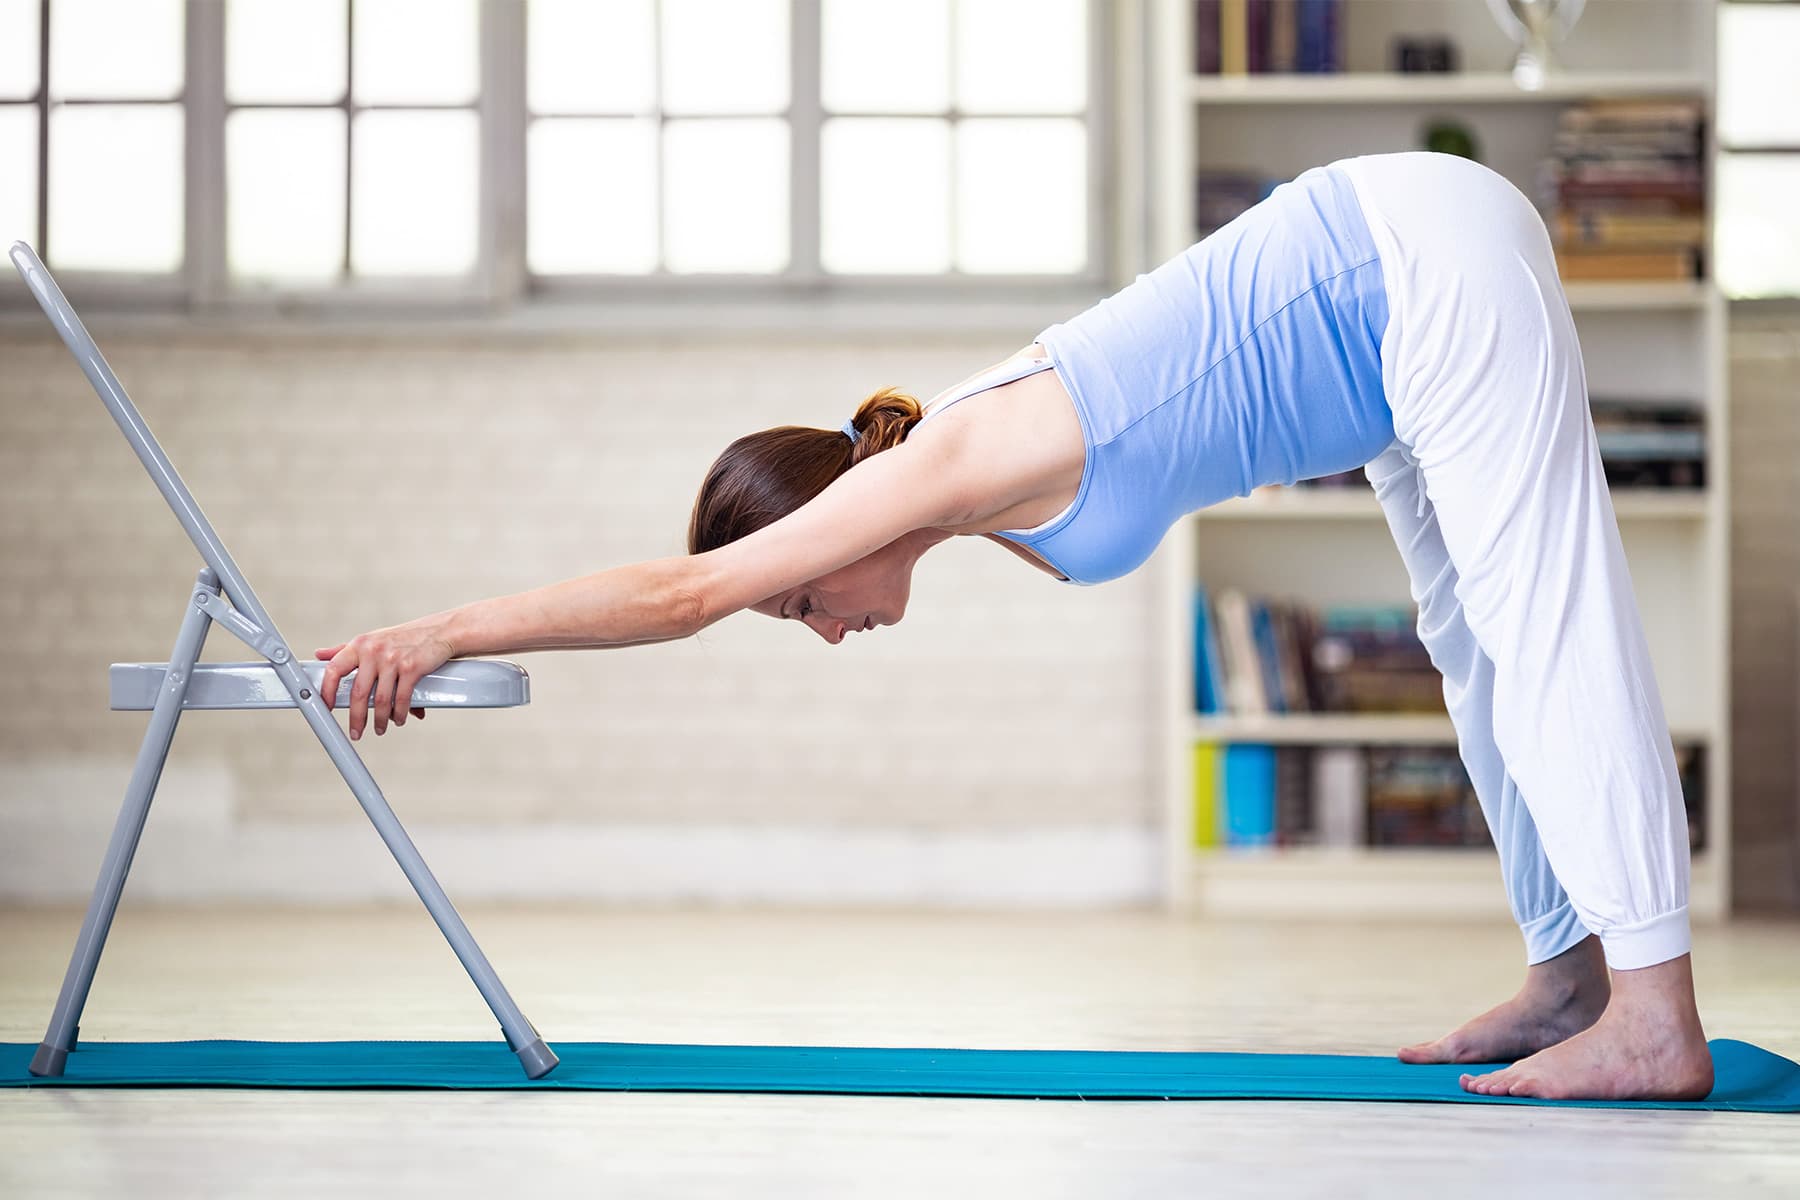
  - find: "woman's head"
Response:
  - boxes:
[687,387,931,643]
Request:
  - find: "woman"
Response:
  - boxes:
[316,151,1711,1102]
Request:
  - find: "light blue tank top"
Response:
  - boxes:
[917,163,1392,586]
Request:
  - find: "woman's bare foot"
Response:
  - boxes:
[1399,934,1609,1065]
[1461,953,1713,1101]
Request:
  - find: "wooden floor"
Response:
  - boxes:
[2,907,1796,1198]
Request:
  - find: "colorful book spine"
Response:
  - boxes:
[1311,745,1367,847]
[1193,741,1222,848]
[1223,743,1277,846]
[1194,0,1222,74]
[1220,0,1249,75]
[1193,586,1227,713]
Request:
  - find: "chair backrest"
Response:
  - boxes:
[8,241,283,637]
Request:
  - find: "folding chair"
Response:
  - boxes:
[9,241,558,1080]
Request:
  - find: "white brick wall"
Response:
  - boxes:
[0,327,1157,903]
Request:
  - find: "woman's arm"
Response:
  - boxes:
[434,556,705,656]
[317,427,991,738]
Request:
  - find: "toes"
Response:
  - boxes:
[1461,1069,1508,1096]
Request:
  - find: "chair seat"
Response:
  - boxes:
[108,659,531,711]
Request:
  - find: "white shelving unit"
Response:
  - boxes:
[1147,0,1730,920]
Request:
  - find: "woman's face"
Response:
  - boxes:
[750,538,920,644]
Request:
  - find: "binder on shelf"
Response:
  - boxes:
[1192,741,1222,848]
[1223,743,1277,846]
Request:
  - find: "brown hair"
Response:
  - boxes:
[687,387,923,555]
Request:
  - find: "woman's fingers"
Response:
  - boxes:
[318,622,454,738]
[319,643,359,714]
[348,651,377,739]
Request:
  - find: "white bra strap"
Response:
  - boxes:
[917,353,1055,425]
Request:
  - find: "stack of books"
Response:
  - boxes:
[1547,98,1707,282]
[1194,0,1341,75]
[1591,397,1707,489]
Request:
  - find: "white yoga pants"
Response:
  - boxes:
[1338,152,1692,971]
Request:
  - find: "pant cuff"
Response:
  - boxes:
[1519,901,1592,966]
[1598,907,1692,971]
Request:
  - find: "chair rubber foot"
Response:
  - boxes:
[28,1043,69,1078]
[516,1038,559,1080]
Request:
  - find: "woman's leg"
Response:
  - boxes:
[1350,154,1709,1098]
[1367,440,1611,1062]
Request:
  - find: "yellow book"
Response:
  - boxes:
[1220,0,1248,76]
[1193,741,1222,848]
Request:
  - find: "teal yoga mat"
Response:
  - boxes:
[4,1038,1796,1110]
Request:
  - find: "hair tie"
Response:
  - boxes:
[841,418,860,444]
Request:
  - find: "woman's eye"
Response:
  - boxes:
[798,600,812,619]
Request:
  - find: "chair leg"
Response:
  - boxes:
[30,574,216,1077]
[279,660,558,1079]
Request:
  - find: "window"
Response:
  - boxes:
[1,0,1103,309]
[524,0,1097,282]
[3,0,186,276]
[225,0,482,283]
[1716,0,1800,299]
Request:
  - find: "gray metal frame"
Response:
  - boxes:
[9,239,558,1081]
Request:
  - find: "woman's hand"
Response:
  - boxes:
[314,617,455,741]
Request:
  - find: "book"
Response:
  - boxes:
[1193,586,1228,714]
[1193,740,1222,847]
[1311,745,1366,847]
[1221,0,1248,75]
[1215,588,1268,714]
[1195,0,1222,74]
[1223,743,1277,846]
[1555,249,1701,281]
[1251,599,1287,714]
[1274,744,1312,844]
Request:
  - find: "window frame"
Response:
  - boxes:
[1715,0,1800,305]
[3,0,1119,323]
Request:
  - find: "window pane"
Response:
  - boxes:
[956,0,1085,114]
[956,118,1085,274]
[352,0,478,106]
[529,118,657,274]
[1716,154,1800,299]
[0,105,36,245]
[1718,3,1800,147]
[527,0,654,114]
[49,104,182,271]
[50,0,183,100]
[663,118,786,273]
[822,0,948,114]
[227,109,346,281]
[0,0,40,99]
[227,0,347,105]
[350,110,477,276]
[660,0,787,116]
[821,118,949,273]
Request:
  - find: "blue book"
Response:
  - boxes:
[1295,0,1338,74]
[1223,744,1278,846]
[1250,600,1287,714]
[1193,586,1227,713]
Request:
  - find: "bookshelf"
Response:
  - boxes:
[1148,0,1731,920]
